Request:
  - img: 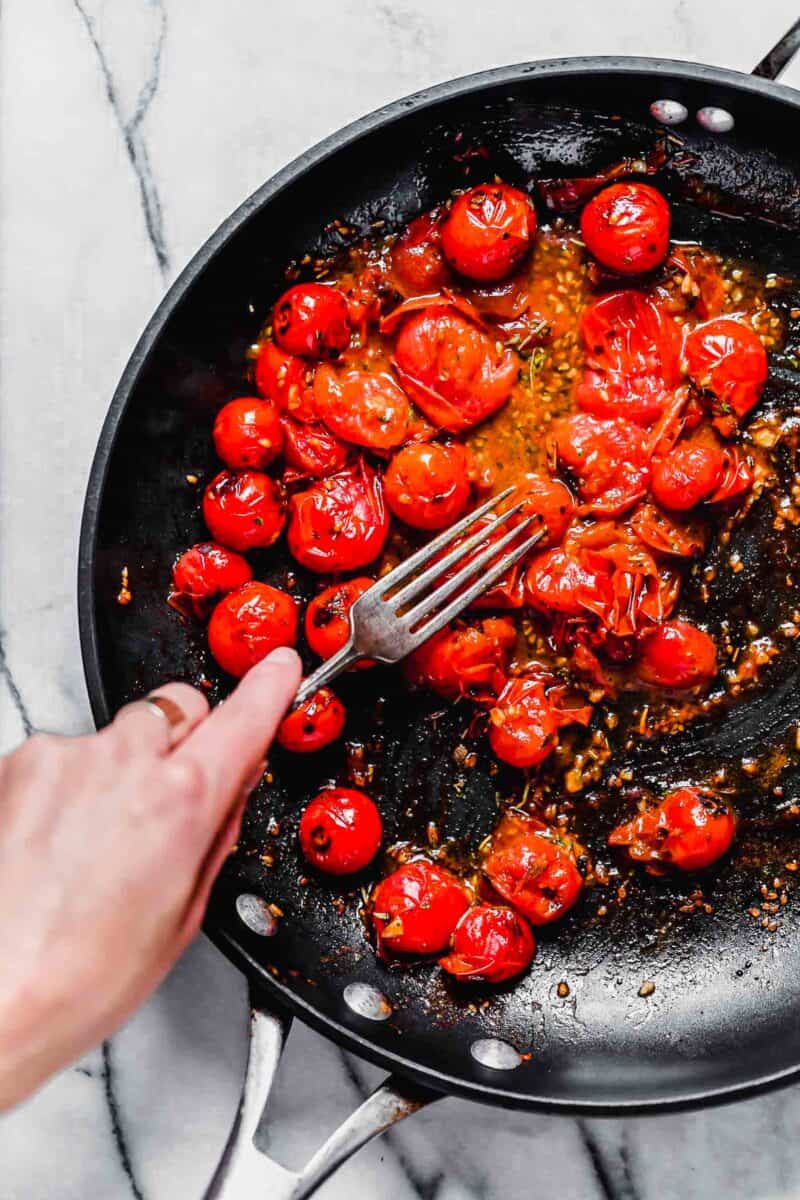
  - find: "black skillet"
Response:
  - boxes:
[78,22,800,1199]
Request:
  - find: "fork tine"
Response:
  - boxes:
[406,529,545,646]
[402,515,535,626]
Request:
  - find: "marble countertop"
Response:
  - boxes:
[5,2,800,1196]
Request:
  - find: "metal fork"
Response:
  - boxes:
[294,486,544,706]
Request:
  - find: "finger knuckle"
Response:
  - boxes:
[166,682,210,721]
[163,756,206,803]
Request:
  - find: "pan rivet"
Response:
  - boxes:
[236,893,278,936]
[697,106,735,133]
[649,99,688,125]
[343,982,392,1021]
[470,1038,522,1070]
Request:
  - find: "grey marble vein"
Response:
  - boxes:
[579,1122,639,1200]
[102,1040,146,1200]
[0,634,33,737]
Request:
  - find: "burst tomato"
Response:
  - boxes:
[170,542,253,618]
[298,787,382,874]
[276,687,346,753]
[207,582,298,678]
[707,445,754,507]
[630,503,705,559]
[202,469,286,552]
[638,619,717,688]
[580,182,670,275]
[371,861,470,955]
[273,282,350,359]
[518,473,575,545]
[489,673,592,768]
[390,210,450,295]
[287,460,389,572]
[683,317,768,434]
[212,396,283,470]
[280,416,351,478]
[651,440,725,510]
[609,786,735,872]
[313,365,411,450]
[305,577,374,666]
[431,511,527,609]
[439,904,535,983]
[254,340,310,410]
[525,546,610,618]
[384,441,472,529]
[483,831,583,924]
[553,412,650,515]
[441,183,536,282]
[406,617,517,702]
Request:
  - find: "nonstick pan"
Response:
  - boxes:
[78,29,800,1200]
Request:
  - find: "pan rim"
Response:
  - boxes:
[78,54,800,1113]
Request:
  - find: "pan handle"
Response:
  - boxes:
[204,984,437,1200]
[753,16,800,78]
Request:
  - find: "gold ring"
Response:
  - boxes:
[142,695,186,728]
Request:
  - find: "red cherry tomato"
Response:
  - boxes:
[439,904,535,983]
[406,617,517,702]
[287,460,389,572]
[525,547,610,618]
[384,441,472,529]
[390,211,450,295]
[276,687,346,753]
[254,340,310,410]
[440,184,537,282]
[272,283,350,359]
[207,582,298,678]
[553,412,650,515]
[371,861,470,955]
[638,619,717,688]
[609,786,735,872]
[580,183,670,275]
[280,415,351,478]
[707,445,754,507]
[170,542,253,618]
[212,397,283,470]
[483,831,583,925]
[630,503,705,559]
[393,305,518,433]
[298,787,382,874]
[518,473,575,545]
[651,440,725,510]
[203,470,286,552]
[313,365,411,451]
[684,317,768,434]
[488,674,592,768]
[305,577,374,667]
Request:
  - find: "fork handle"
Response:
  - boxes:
[293,640,362,706]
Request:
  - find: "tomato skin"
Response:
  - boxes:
[630,503,705,560]
[287,460,390,573]
[580,183,670,275]
[305,577,374,667]
[313,365,410,451]
[651,441,725,511]
[406,617,517,702]
[384,441,472,529]
[432,512,526,610]
[276,687,345,753]
[609,786,735,872]
[371,861,470,955]
[707,445,754,507]
[638,619,717,688]
[298,787,382,874]
[518,473,575,545]
[684,317,768,432]
[171,542,253,617]
[441,184,536,282]
[254,340,310,410]
[281,416,351,478]
[553,412,650,516]
[393,305,517,432]
[207,582,298,678]
[273,283,350,359]
[213,397,283,470]
[391,211,450,295]
[439,904,535,983]
[525,547,609,617]
[203,470,286,552]
[489,674,592,768]
[483,832,583,925]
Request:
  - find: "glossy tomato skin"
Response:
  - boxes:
[609,786,735,872]
[371,861,470,955]
[313,365,410,451]
[171,542,252,616]
[213,397,283,470]
[441,184,536,282]
[276,687,346,753]
[439,904,535,983]
[254,340,309,410]
[651,441,724,511]
[525,547,609,617]
[298,787,382,874]
[580,183,670,275]
[518,473,575,545]
[273,283,350,359]
[203,470,286,552]
[305,577,374,666]
[390,211,450,295]
[287,460,389,572]
[707,445,754,507]
[638,619,717,688]
[280,416,351,478]
[207,582,298,678]
[406,617,517,702]
[483,832,583,925]
[488,674,592,768]
[554,412,650,516]
[684,317,768,434]
[384,441,472,529]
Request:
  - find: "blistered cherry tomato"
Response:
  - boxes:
[441,183,536,282]
[393,305,517,432]
[305,577,374,666]
[439,904,535,983]
[171,542,253,617]
[371,861,470,955]
[684,317,768,433]
[276,687,346,753]
[638,619,717,688]
[254,341,310,410]
[488,674,591,768]
[391,211,450,295]
[554,412,650,515]
[651,440,725,511]
[525,547,609,617]
[609,786,735,872]
[298,787,382,874]
[483,831,583,925]
[203,470,286,552]
[406,617,517,702]
[207,582,298,678]
[630,503,705,559]
[707,445,754,507]
[280,416,351,478]
[288,460,389,572]
[518,473,575,545]
[313,365,410,450]
[212,397,283,470]
[273,283,350,359]
[384,441,472,529]
[580,183,670,275]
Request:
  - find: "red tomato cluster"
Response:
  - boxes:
[609,786,735,872]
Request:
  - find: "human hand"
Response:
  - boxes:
[0,646,301,1110]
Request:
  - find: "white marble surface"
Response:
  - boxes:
[6,2,800,1197]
